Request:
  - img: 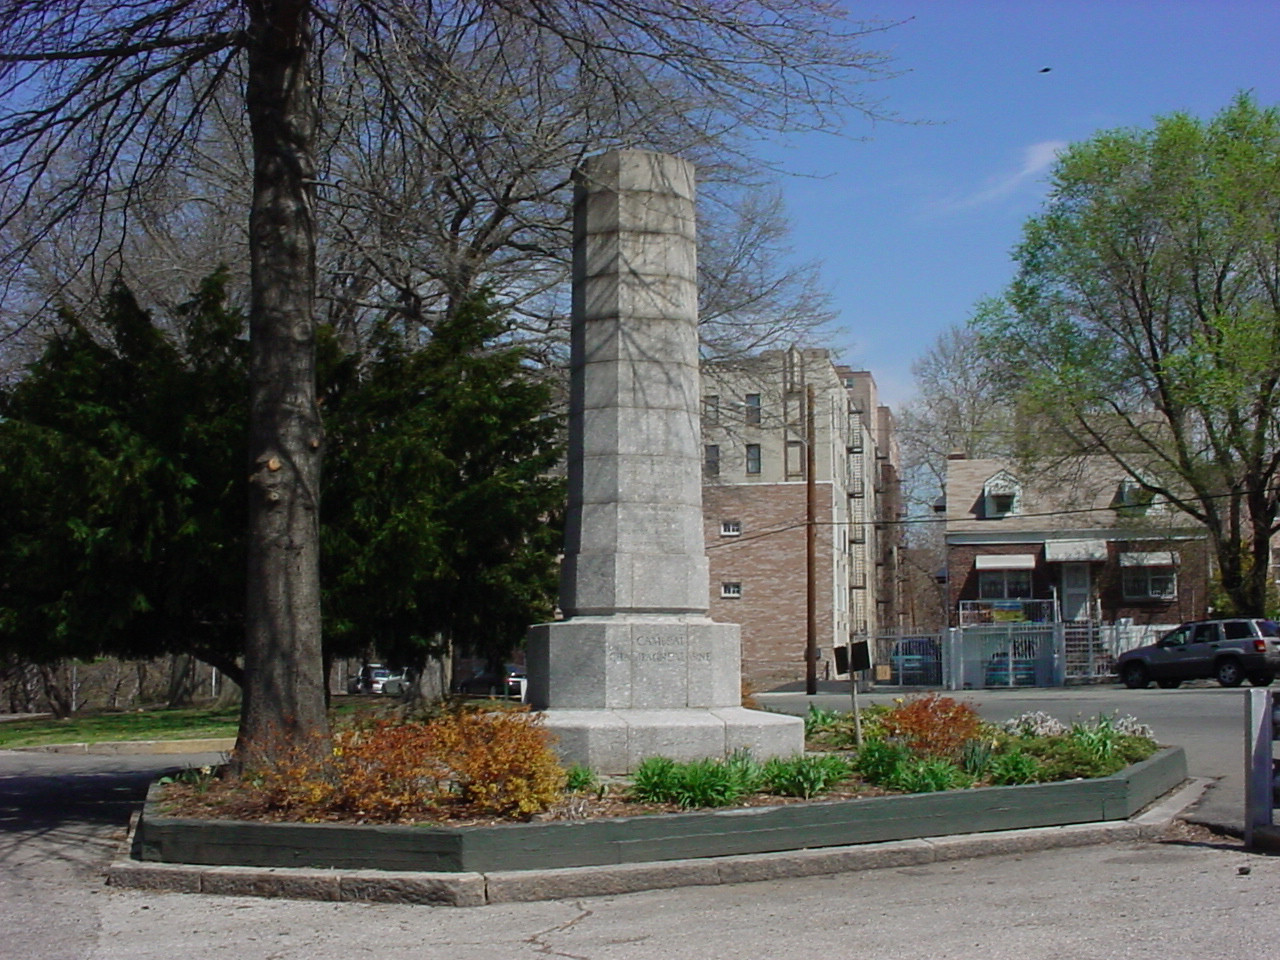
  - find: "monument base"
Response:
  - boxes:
[526,615,746,711]
[526,614,805,773]
[538,707,804,775]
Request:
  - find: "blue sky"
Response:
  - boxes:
[761,1,1280,407]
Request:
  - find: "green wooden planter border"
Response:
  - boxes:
[134,746,1186,873]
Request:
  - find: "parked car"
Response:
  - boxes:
[346,664,403,694]
[1115,618,1280,689]
[453,664,526,699]
[381,674,413,696]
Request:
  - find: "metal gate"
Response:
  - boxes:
[953,623,1059,690]
[1062,621,1113,681]
[871,634,944,687]
[873,622,1144,690]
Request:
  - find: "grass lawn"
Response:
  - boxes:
[0,696,389,748]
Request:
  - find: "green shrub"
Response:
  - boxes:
[630,756,679,803]
[804,704,844,738]
[724,749,767,794]
[854,739,910,785]
[889,757,973,793]
[564,763,599,793]
[1069,720,1120,762]
[763,754,852,798]
[804,706,858,749]
[987,749,1043,785]
[959,737,997,777]
[669,759,749,808]
[1023,738,1128,780]
[630,754,756,809]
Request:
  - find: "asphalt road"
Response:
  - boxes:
[0,685,1268,959]
[0,749,225,960]
[90,839,1277,960]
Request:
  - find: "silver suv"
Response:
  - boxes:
[1116,619,1280,689]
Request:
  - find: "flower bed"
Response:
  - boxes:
[136,698,1187,874]
[131,746,1187,872]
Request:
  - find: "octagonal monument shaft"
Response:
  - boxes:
[526,150,803,773]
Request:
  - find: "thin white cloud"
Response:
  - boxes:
[935,139,1068,213]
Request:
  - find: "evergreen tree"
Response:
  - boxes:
[0,274,248,681]
[322,293,564,690]
[0,280,564,699]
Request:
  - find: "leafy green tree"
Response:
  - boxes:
[321,293,564,693]
[975,95,1280,616]
[0,275,248,685]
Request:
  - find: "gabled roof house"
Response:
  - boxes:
[943,455,1210,627]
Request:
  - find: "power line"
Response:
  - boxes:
[705,490,1250,550]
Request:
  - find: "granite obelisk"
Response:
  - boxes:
[526,149,803,773]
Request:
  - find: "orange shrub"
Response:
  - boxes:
[235,708,565,822]
[880,694,983,759]
[236,729,339,815]
[430,708,566,817]
[329,719,454,820]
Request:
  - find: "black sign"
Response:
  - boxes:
[835,640,871,675]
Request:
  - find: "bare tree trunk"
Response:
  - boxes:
[415,650,452,705]
[236,0,330,770]
[166,655,200,707]
[38,662,74,718]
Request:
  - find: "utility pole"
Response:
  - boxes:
[805,383,818,696]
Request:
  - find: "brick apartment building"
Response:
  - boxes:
[701,348,902,686]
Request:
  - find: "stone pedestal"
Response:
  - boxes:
[527,615,800,772]
[527,149,802,773]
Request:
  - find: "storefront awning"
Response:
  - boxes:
[1044,539,1109,562]
[974,554,1037,571]
[1120,551,1179,567]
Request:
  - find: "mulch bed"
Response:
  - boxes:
[158,775,897,828]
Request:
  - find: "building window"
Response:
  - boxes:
[704,444,720,478]
[1114,478,1155,516]
[721,582,742,599]
[745,443,762,475]
[1123,566,1177,600]
[744,393,762,425]
[720,520,741,537]
[982,470,1021,518]
[978,569,1032,600]
[703,394,720,422]
[989,493,1015,515]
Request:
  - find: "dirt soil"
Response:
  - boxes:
[158,776,896,828]
[1156,818,1243,847]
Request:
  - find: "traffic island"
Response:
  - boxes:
[107,747,1190,904]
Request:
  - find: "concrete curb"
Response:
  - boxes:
[106,777,1213,907]
[9,738,236,756]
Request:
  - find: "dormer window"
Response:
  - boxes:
[1114,478,1155,516]
[982,470,1021,518]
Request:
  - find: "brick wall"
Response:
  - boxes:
[946,539,1210,625]
[704,483,836,686]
